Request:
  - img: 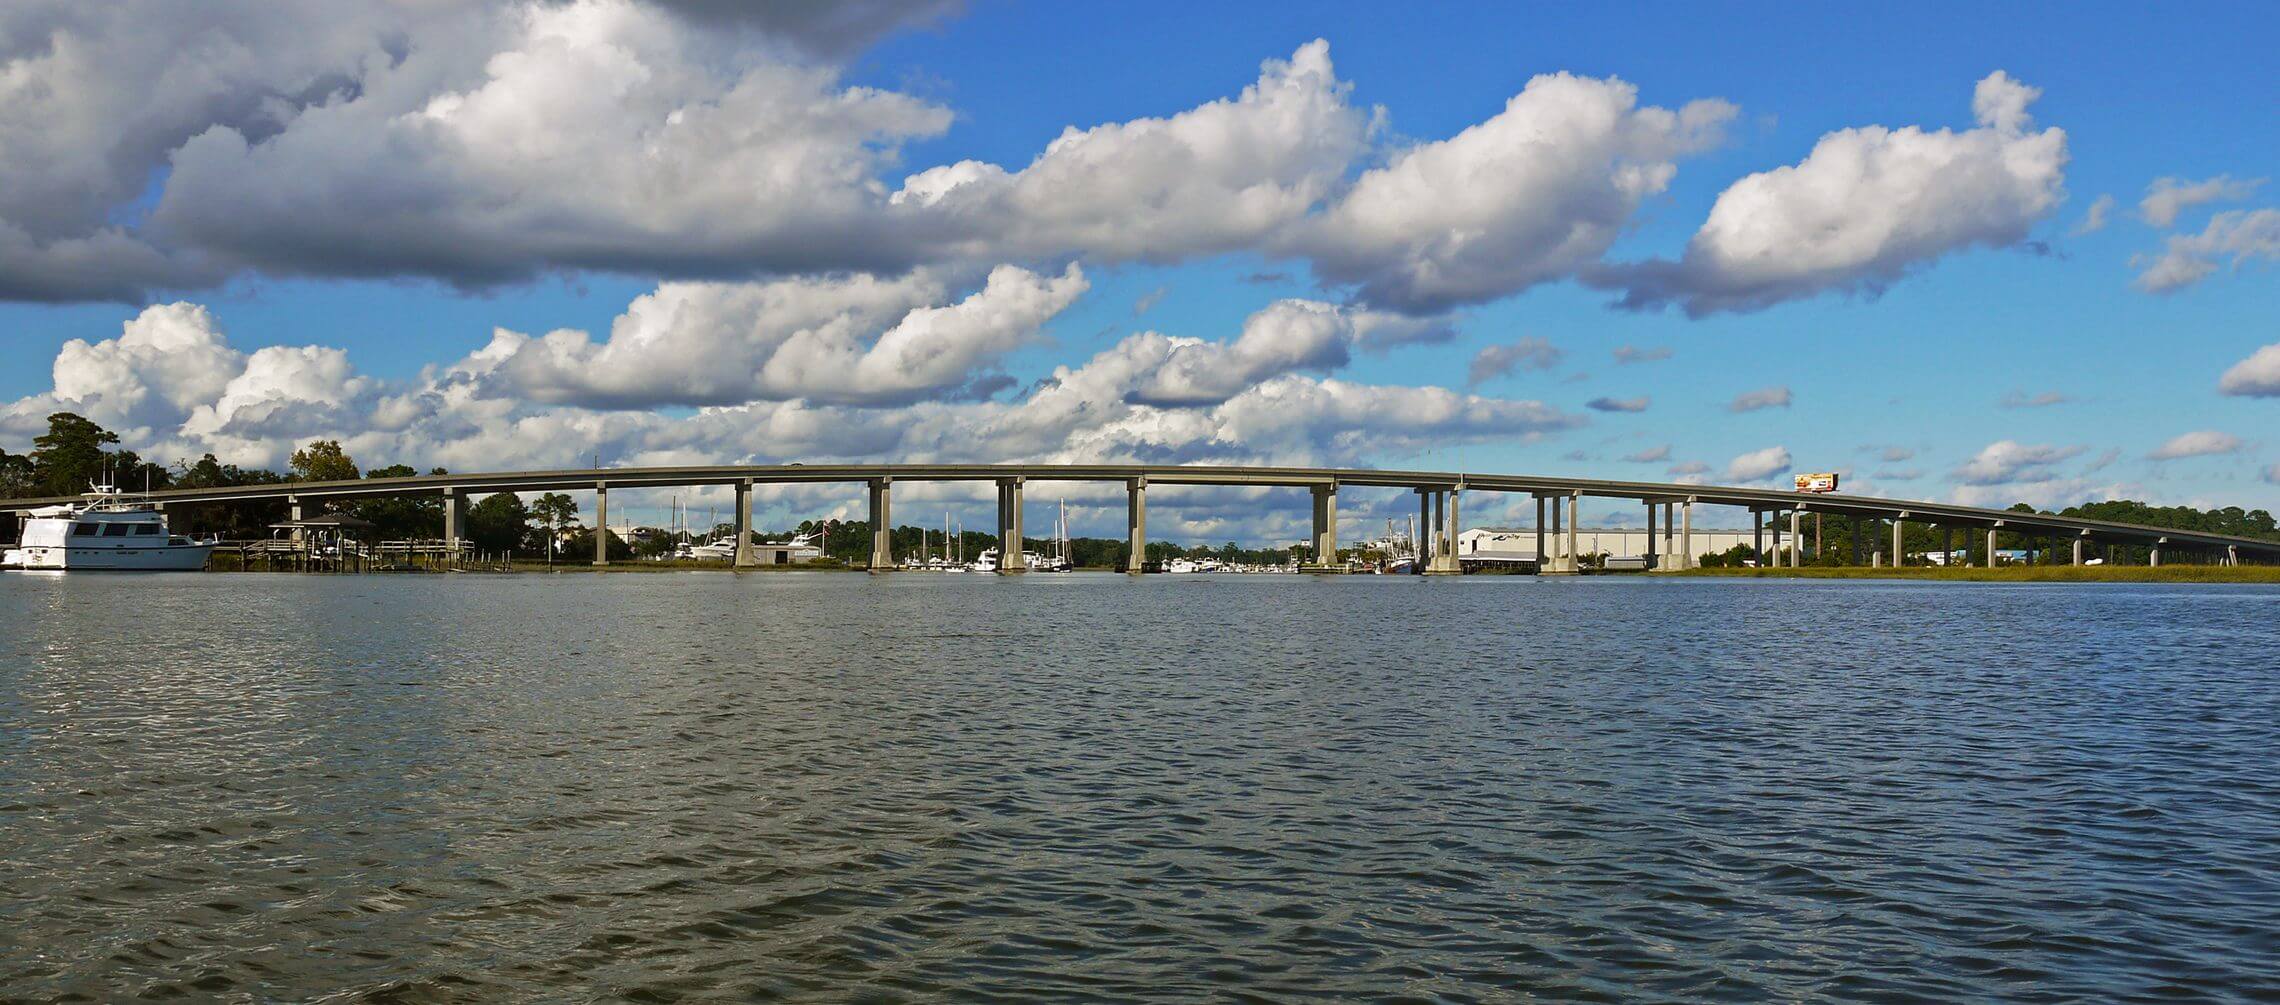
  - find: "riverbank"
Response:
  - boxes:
[1668,565,2280,583]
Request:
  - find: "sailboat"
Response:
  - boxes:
[1032,498,1073,571]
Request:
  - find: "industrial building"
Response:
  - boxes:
[1457,526,1756,570]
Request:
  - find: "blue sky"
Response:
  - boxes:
[1,1,2274,538]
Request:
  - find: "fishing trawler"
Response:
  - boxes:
[2,484,218,571]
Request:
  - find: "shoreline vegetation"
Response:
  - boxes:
[198,551,2280,582]
[1668,565,2280,584]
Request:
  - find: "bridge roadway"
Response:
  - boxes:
[6,464,2270,572]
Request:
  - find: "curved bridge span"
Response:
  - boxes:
[7,464,2270,570]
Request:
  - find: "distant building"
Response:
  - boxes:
[749,541,824,565]
[1456,525,1757,568]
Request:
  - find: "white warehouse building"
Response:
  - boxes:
[1456,526,1757,569]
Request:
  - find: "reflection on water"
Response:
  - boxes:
[3,573,2276,1000]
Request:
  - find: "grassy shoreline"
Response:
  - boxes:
[1667,565,2280,583]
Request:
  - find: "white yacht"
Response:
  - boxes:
[687,537,739,561]
[3,485,218,571]
[969,547,1000,573]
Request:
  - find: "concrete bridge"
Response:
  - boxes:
[6,464,2271,571]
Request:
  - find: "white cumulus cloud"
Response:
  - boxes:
[1724,445,1791,482]
[893,39,1370,265]
[1605,71,2067,316]
[2148,430,2242,460]
[1288,72,1734,312]
[2133,208,2280,293]
[2,293,1586,511]
[1728,385,1793,413]
[2138,175,2264,228]
[478,265,1087,408]
[1466,338,1565,385]
[2218,341,2280,397]
[1952,440,2084,485]
[2070,194,2114,236]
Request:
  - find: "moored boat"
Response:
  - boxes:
[3,485,217,571]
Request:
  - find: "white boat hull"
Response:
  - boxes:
[4,542,215,571]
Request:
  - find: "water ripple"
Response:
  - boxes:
[2,573,2276,1001]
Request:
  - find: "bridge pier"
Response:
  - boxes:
[734,479,754,568]
[867,478,892,572]
[443,488,469,555]
[1752,510,1764,566]
[1986,526,2000,567]
[1418,487,1460,575]
[997,477,1025,573]
[2150,538,2164,567]
[1892,517,1905,567]
[1790,509,1803,567]
[2072,535,2085,565]
[1645,502,1658,570]
[1422,494,1440,565]
[1532,495,1547,573]
[1680,499,1694,570]
[594,484,608,565]
[1566,492,1581,573]
[1126,478,1146,574]
[1305,483,1344,573]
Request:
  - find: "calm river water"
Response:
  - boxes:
[2,572,2276,1001]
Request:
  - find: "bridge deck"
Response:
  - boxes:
[5,464,2271,556]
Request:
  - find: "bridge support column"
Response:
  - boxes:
[2150,539,2163,567]
[1893,519,1905,567]
[1425,488,1461,575]
[443,489,468,554]
[1305,483,1344,573]
[867,478,892,572]
[1126,478,1146,574]
[1419,490,1435,573]
[1752,510,1764,566]
[1533,495,1547,573]
[734,479,754,568]
[593,484,608,565]
[2226,544,2239,566]
[1986,527,1999,567]
[1680,500,1694,570]
[1663,502,1675,568]
[1645,502,1658,570]
[1448,488,1461,565]
[1567,493,1581,573]
[1790,509,1802,568]
[1422,489,1440,560]
[2072,536,2085,565]
[997,478,1025,573]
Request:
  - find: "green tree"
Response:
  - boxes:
[288,440,359,484]
[0,448,33,498]
[467,493,530,555]
[350,465,447,540]
[30,412,118,496]
[167,454,288,538]
[531,492,580,564]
